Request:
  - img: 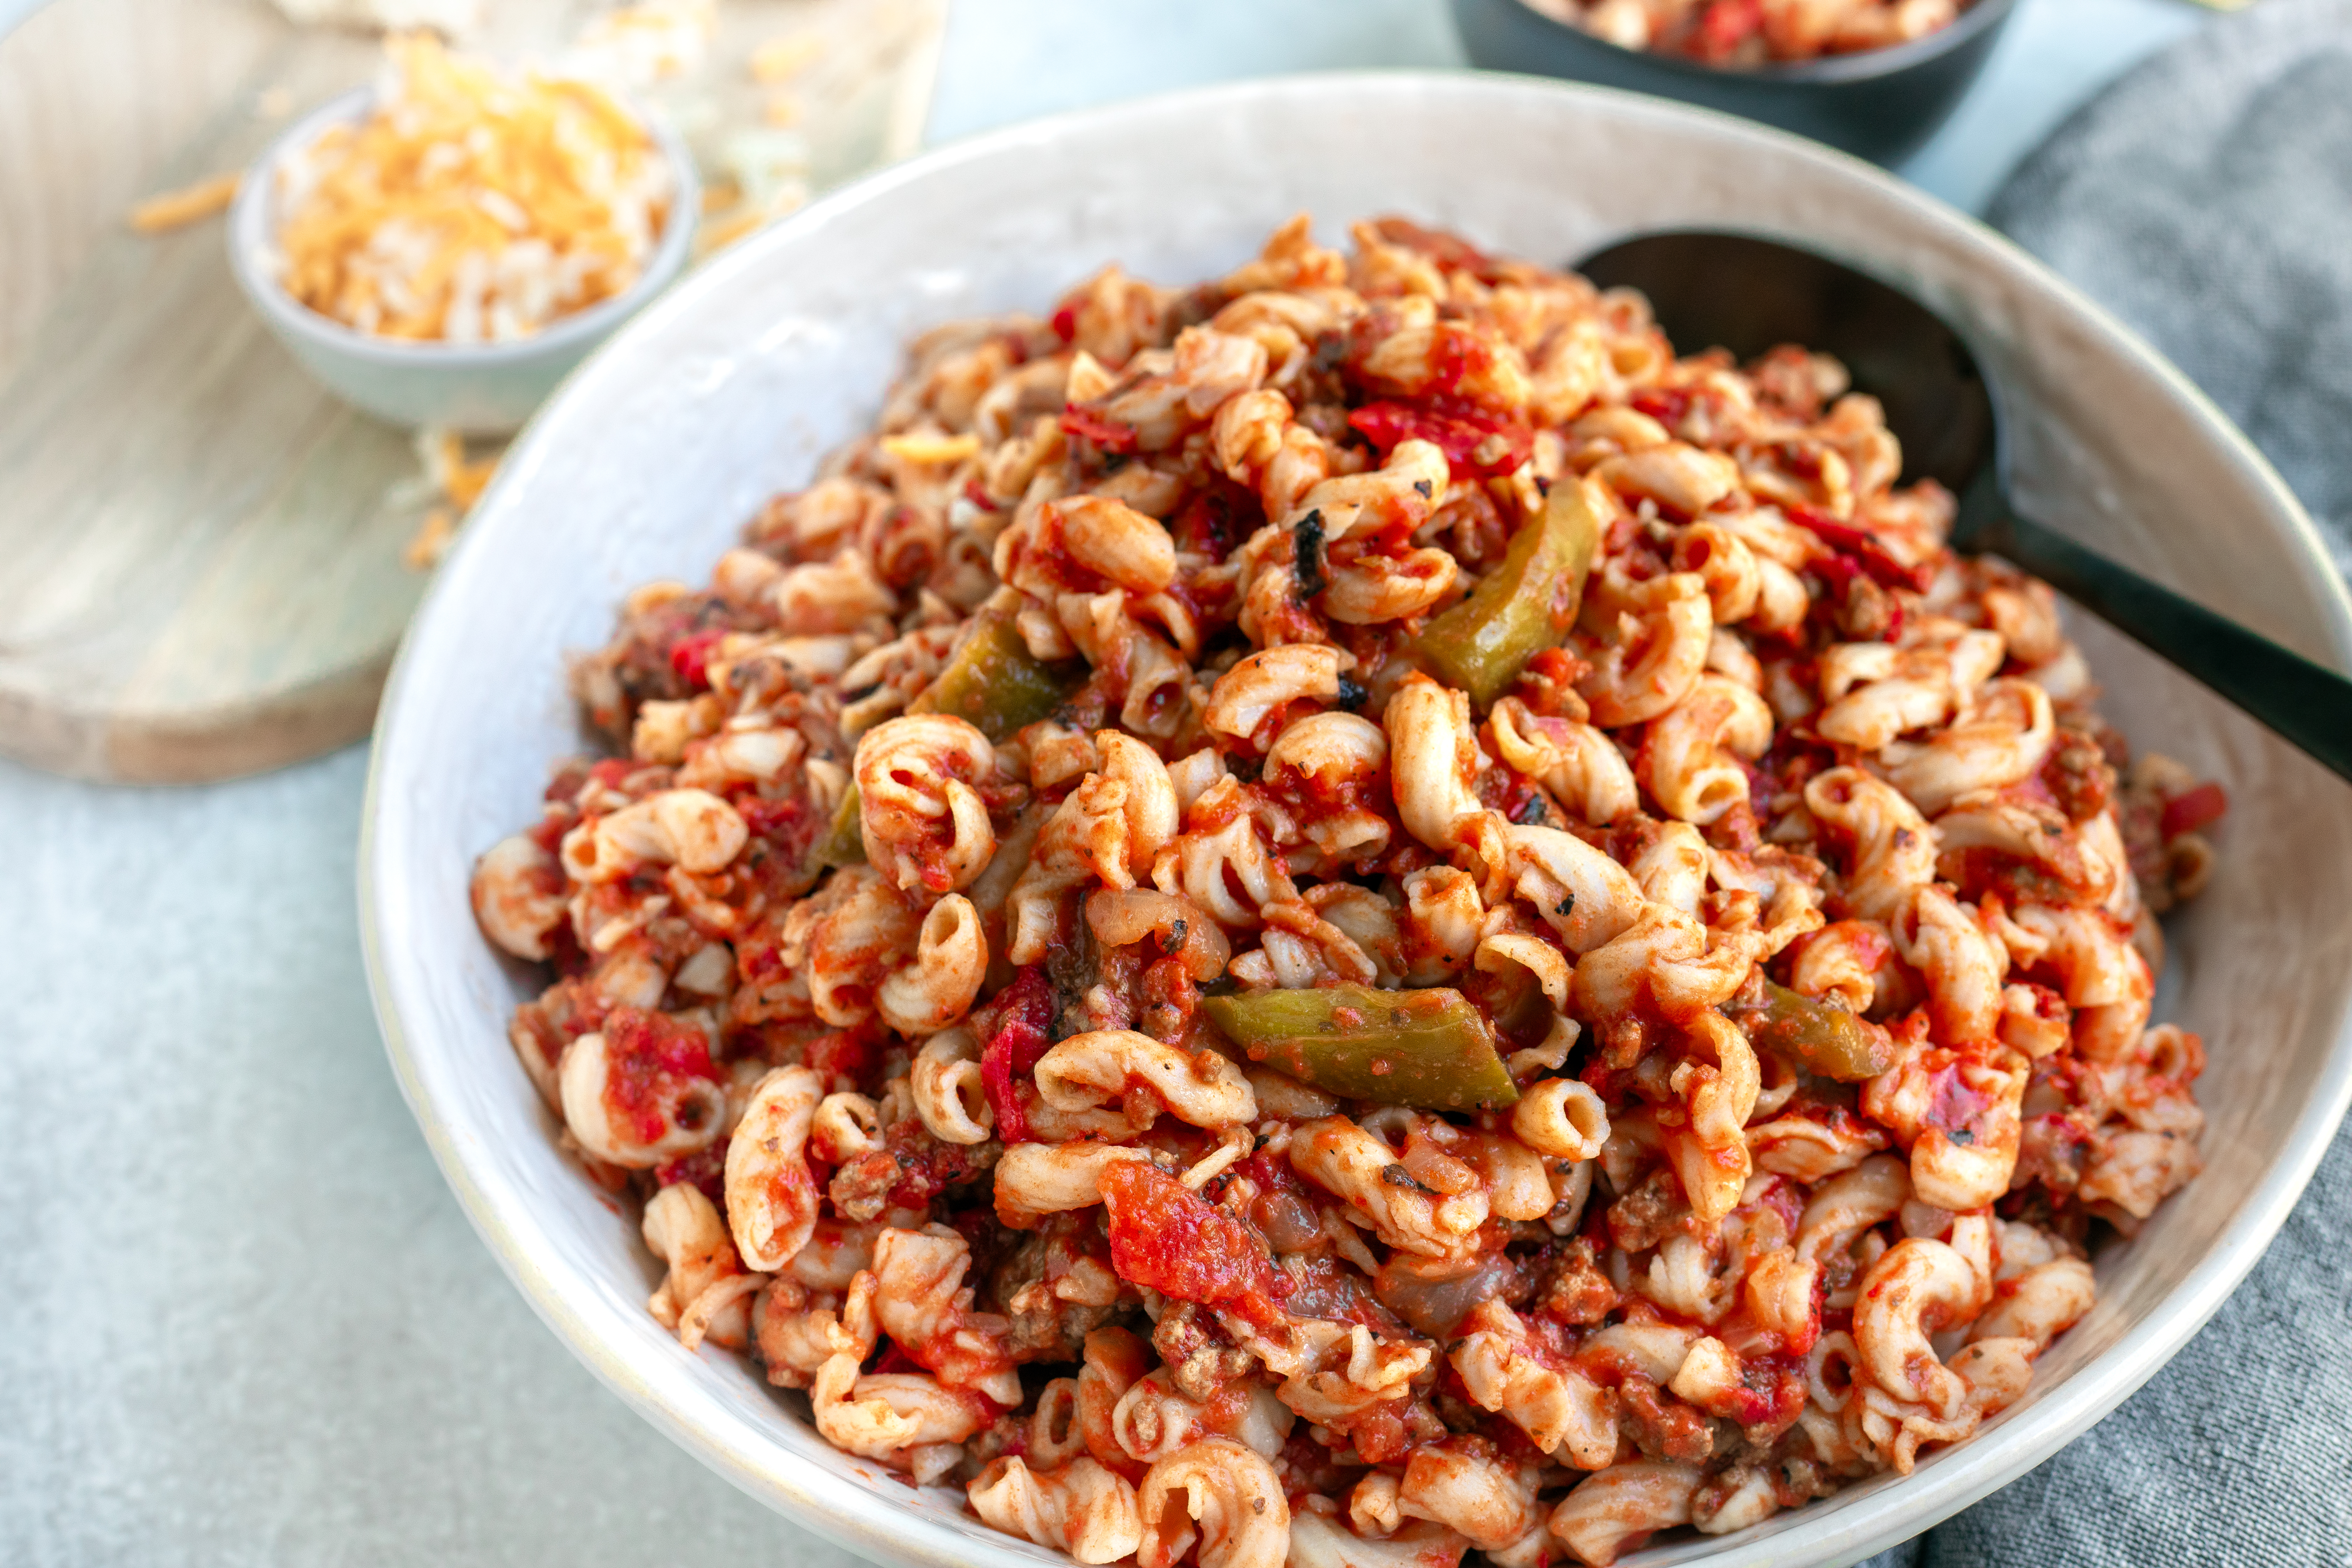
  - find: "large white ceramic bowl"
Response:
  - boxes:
[361,74,2352,1568]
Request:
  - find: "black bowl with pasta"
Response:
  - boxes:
[1449,0,2021,166]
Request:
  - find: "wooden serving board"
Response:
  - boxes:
[0,0,942,783]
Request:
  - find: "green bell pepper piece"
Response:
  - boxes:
[1416,477,1601,707]
[817,618,1083,871]
[1200,985,1519,1111]
[907,613,1085,744]
[1731,979,1899,1082]
[814,786,866,868]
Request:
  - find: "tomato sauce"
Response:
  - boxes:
[653,1143,727,1203]
[1724,1349,1806,1432]
[601,1007,721,1143]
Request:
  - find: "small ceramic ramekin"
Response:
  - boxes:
[227,85,698,436]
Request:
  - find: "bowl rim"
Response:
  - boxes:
[225,80,700,367]
[360,68,2352,1568]
[1481,0,2022,86]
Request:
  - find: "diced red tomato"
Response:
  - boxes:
[667,628,726,690]
[1792,506,1937,593]
[976,966,1055,1144]
[1475,761,1547,826]
[2161,781,2227,839]
[524,808,573,857]
[1168,481,1259,563]
[1098,1160,1290,1328]
[1631,387,1695,429]
[1061,402,1139,454]
[1349,396,1532,481]
[1690,0,1764,61]
[805,1024,882,1088]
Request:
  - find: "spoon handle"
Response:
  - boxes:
[1976,510,2352,785]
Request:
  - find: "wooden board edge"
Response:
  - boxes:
[0,652,391,784]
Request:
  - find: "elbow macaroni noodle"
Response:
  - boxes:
[470,217,2220,1566]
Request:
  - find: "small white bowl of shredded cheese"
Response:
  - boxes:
[231,34,697,435]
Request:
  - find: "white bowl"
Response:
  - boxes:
[360,74,2352,1568]
[228,85,699,436]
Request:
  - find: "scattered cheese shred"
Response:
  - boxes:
[421,426,501,509]
[748,33,821,84]
[569,0,716,86]
[880,432,981,465]
[128,172,242,233]
[693,187,808,259]
[403,426,504,571]
[402,505,458,571]
[693,202,772,257]
[275,32,672,343]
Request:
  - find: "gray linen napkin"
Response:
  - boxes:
[1898,5,2352,1563]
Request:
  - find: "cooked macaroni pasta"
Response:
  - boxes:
[473,216,2221,1566]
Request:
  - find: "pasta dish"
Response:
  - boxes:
[469,216,2221,1565]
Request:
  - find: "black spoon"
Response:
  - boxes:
[1576,230,2352,785]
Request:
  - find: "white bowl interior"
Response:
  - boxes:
[364,75,2352,1568]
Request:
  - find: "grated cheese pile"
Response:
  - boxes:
[274,32,673,343]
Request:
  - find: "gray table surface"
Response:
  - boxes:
[0,0,2222,1561]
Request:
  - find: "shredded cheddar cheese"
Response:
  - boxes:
[402,505,459,571]
[880,432,981,465]
[403,426,504,572]
[274,33,672,343]
[570,0,716,86]
[128,172,241,233]
[421,426,501,509]
[748,33,821,84]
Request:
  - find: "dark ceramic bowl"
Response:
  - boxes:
[1449,0,2021,165]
